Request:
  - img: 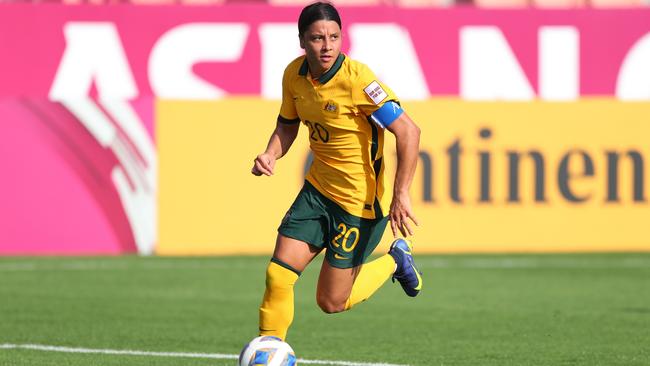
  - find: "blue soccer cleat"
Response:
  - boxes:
[388,238,422,297]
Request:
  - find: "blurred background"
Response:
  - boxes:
[2,0,649,8]
[1,2,649,366]
[1,0,649,257]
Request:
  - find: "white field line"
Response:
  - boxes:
[0,257,648,272]
[0,343,408,366]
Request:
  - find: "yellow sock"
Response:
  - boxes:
[345,254,396,310]
[258,259,300,341]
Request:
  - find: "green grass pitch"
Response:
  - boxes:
[0,253,649,366]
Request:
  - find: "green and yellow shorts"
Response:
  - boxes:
[278,181,389,269]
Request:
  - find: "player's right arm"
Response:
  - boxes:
[252,122,300,176]
[252,65,301,177]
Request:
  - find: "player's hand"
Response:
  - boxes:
[389,191,419,237]
[251,153,276,176]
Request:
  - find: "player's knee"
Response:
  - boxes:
[316,294,346,314]
[318,300,345,314]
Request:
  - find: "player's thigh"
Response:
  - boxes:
[316,212,388,305]
[275,182,329,272]
[273,234,322,273]
[316,260,360,305]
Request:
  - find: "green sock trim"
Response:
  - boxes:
[270,257,302,276]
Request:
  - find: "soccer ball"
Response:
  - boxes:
[238,336,297,366]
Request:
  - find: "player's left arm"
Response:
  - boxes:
[353,63,420,236]
[385,109,421,237]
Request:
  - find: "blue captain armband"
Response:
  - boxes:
[369,101,403,129]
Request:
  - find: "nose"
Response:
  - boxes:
[322,37,332,51]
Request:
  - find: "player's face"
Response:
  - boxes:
[300,20,342,79]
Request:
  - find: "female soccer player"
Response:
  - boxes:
[251,1,422,341]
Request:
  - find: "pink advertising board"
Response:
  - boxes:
[1,5,649,254]
[1,6,650,98]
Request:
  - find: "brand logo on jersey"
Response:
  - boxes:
[323,100,338,114]
[364,81,388,105]
[334,253,349,260]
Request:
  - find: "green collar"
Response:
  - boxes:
[299,54,345,84]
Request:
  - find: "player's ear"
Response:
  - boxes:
[299,35,305,49]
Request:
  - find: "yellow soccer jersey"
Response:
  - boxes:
[277,54,400,219]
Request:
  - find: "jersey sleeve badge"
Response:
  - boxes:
[363,81,388,105]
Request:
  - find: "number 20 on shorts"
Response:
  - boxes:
[331,223,360,252]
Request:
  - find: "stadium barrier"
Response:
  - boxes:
[156,99,650,254]
[1,5,649,254]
